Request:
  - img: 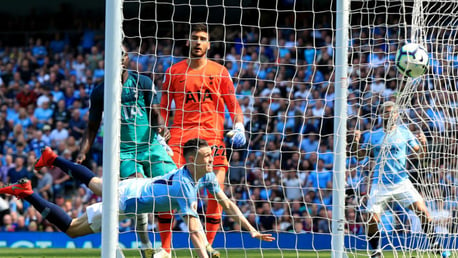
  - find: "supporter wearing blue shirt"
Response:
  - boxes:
[300,134,319,159]
[306,159,332,191]
[29,131,47,158]
[7,156,31,184]
[33,101,54,129]
[14,107,32,129]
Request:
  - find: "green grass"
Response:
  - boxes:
[0,249,453,258]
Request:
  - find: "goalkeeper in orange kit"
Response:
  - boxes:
[159,23,246,257]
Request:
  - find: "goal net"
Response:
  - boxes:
[348,0,458,256]
[116,0,458,256]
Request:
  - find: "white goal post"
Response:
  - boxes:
[103,0,122,257]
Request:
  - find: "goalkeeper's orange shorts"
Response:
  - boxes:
[169,137,228,170]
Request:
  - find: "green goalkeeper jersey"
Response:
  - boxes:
[89,71,164,153]
[120,72,156,152]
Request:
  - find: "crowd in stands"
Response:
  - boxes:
[0,7,457,239]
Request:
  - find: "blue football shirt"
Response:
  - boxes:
[119,166,221,217]
[363,125,419,185]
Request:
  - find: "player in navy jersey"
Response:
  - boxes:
[77,45,176,257]
[354,101,450,258]
[0,139,274,258]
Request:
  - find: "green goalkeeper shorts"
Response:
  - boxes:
[119,143,177,178]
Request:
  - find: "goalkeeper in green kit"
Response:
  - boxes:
[77,45,177,257]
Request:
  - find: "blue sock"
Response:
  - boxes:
[53,157,95,186]
[25,193,72,233]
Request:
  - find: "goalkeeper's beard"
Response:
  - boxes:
[190,48,206,58]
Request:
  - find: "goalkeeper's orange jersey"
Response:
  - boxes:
[160,59,242,146]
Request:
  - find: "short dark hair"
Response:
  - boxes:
[183,138,210,161]
[191,24,208,34]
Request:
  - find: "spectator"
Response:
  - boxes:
[49,121,69,147]
[36,87,51,108]
[33,101,54,129]
[32,167,53,200]
[271,197,285,217]
[346,208,362,234]
[6,156,31,184]
[305,159,332,193]
[48,166,71,197]
[317,209,332,233]
[282,171,302,201]
[41,124,52,146]
[300,134,319,159]
[25,152,37,173]
[93,60,105,83]
[27,220,39,232]
[14,141,29,159]
[49,32,66,54]
[53,99,71,128]
[31,38,48,67]
[228,151,245,184]
[14,215,27,232]
[303,215,317,232]
[1,214,15,232]
[258,202,276,231]
[72,54,87,84]
[87,46,103,71]
[68,109,86,140]
[16,84,38,108]
[28,130,47,158]
[51,84,65,103]
[14,107,33,130]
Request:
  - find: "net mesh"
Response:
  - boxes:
[348,0,458,256]
[118,0,458,256]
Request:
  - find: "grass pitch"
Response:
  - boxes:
[0,249,453,257]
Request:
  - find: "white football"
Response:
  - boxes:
[395,43,429,78]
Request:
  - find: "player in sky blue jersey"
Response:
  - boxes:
[0,138,274,258]
[354,101,449,258]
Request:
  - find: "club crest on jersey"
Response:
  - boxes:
[185,89,213,103]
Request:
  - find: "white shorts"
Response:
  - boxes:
[86,202,129,233]
[86,203,103,233]
[366,179,422,215]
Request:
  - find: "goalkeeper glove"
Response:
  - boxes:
[157,134,174,157]
[227,122,246,147]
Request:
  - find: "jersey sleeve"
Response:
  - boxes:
[88,84,104,122]
[138,74,155,105]
[160,67,174,126]
[176,181,199,218]
[200,172,222,196]
[152,82,161,105]
[404,128,420,150]
[219,67,243,122]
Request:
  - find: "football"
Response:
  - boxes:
[395,43,429,78]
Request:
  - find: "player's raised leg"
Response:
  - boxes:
[205,166,225,245]
[410,200,451,257]
[35,147,102,196]
[366,213,382,258]
[0,178,91,238]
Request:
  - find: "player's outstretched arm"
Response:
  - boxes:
[183,215,209,258]
[215,191,275,242]
[77,120,101,163]
[77,85,104,164]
